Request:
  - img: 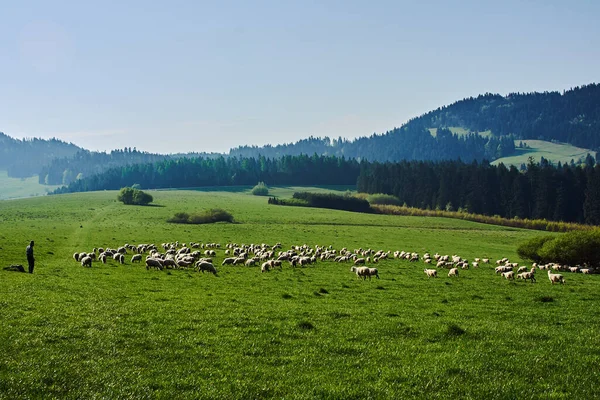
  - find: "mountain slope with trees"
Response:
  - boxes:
[0,132,81,178]
[230,83,600,162]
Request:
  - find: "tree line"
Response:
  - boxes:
[229,125,516,163]
[51,154,361,194]
[357,158,600,225]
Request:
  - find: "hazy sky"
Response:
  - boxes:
[1,0,599,154]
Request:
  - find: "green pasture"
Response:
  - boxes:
[1,190,599,399]
[429,127,492,138]
[0,170,60,200]
[493,139,596,167]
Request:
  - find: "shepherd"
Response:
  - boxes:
[26,240,35,274]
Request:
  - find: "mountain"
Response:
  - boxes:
[229,83,600,162]
[0,132,81,178]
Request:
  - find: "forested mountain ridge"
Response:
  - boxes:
[414,83,600,149]
[229,83,600,161]
[0,132,81,178]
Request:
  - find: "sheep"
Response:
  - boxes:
[131,254,142,263]
[116,253,125,264]
[81,256,92,268]
[367,267,380,280]
[548,270,565,285]
[197,261,218,275]
[261,262,271,273]
[471,261,479,268]
[99,253,107,264]
[354,258,366,265]
[517,266,528,274]
[581,269,591,274]
[350,266,370,280]
[448,268,459,277]
[222,257,236,266]
[176,259,194,268]
[145,258,164,270]
[245,258,257,267]
[424,269,438,278]
[162,258,177,269]
[73,252,80,262]
[517,268,536,283]
[501,271,514,280]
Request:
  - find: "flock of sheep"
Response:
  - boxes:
[72,241,597,285]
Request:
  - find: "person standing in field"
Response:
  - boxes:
[26,240,35,274]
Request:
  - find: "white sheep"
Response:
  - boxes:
[145,258,164,270]
[131,254,142,263]
[448,268,459,277]
[548,270,565,285]
[501,271,514,280]
[350,266,370,280]
[424,269,438,278]
[367,267,380,280]
[197,261,218,275]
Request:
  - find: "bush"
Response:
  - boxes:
[517,235,555,263]
[117,187,153,205]
[366,193,402,206]
[518,230,600,266]
[538,230,600,266]
[167,208,234,224]
[251,182,269,196]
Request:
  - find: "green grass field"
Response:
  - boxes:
[429,127,492,138]
[493,140,597,167]
[0,170,60,200]
[1,190,599,399]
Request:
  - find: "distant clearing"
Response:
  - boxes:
[429,127,492,138]
[493,140,596,167]
[0,170,60,200]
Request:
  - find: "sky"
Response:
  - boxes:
[1,0,599,154]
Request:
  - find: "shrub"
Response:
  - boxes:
[167,208,234,224]
[251,182,269,196]
[366,193,402,206]
[538,230,600,267]
[518,230,600,266]
[117,187,153,205]
[517,235,555,263]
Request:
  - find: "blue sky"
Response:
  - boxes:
[1,0,598,154]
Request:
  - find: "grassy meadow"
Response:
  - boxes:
[493,140,597,167]
[1,189,599,399]
[0,170,60,200]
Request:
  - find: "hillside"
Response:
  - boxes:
[492,140,597,168]
[0,132,81,178]
[230,83,600,162]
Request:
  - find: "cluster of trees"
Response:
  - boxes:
[52,154,361,194]
[415,83,600,150]
[167,209,234,224]
[229,126,515,163]
[40,148,187,185]
[357,158,600,224]
[518,230,600,267]
[0,132,80,178]
[117,187,153,205]
[251,182,269,196]
[269,192,372,213]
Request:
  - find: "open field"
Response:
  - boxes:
[493,140,597,167]
[0,170,60,200]
[429,127,492,138]
[1,190,599,399]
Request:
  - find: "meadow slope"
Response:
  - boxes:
[1,190,599,399]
